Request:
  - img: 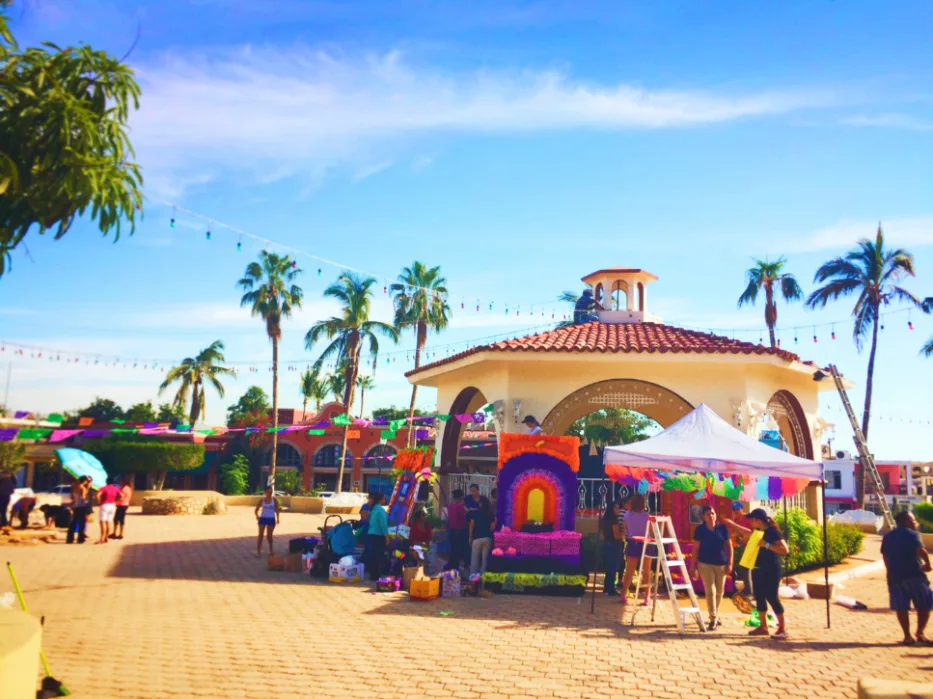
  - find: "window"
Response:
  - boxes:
[365,444,396,471]
[880,472,891,492]
[825,470,842,490]
[271,443,303,468]
[313,444,353,468]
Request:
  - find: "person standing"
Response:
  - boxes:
[881,511,933,645]
[522,416,542,435]
[469,496,496,575]
[366,492,390,581]
[601,500,625,596]
[67,476,91,544]
[358,492,375,567]
[724,508,789,639]
[690,505,733,630]
[96,479,121,544]
[619,495,652,604]
[0,471,15,528]
[446,489,468,572]
[112,477,133,540]
[254,487,280,557]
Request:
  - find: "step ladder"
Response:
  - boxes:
[824,364,894,530]
[631,515,706,633]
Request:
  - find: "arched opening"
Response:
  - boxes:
[611,280,629,311]
[542,379,694,437]
[312,444,353,493]
[440,386,496,480]
[363,444,397,498]
[637,282,645,311]
[766,390,814,460]
[267,442,303,470]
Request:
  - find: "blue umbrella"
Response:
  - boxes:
[55,448,108,489]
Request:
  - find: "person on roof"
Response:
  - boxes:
[573,288,603,325]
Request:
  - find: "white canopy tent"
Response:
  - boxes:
[601,403,831,628]
[603,403,823,479]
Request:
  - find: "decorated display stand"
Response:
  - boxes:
[483,434,587,596]
[602,403,831,627]
[387,446,437,527]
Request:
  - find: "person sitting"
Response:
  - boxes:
[409,508,434,549]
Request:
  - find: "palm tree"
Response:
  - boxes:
[391,262,450,445]
[158,340,235,425]
[806,225,924,507]
[299,366,328,415]
[239,251,303,486]
[737,257,804,348]
[356,375,375,419]
[556,290,581,329]
[922,298,933,357]
[327,370,346,403]
[306,273,399,492]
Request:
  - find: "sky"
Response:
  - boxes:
[1,0,932,458]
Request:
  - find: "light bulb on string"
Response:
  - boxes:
[813,326,818,343]
[291,261,297,269]
[170,206,176,228]
[909,311,914,330]
[793,330,798,345]
[461,297,464,310]
[206,222,211,240]
[317,268,322,276]
[384,284,387,294]
[236,237,242,252]
[476,300,480,312]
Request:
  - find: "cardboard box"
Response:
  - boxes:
[806,581,835,600]
[328,562,364,583]
[267,554,286,571]
[402,566,424,592]
[285,553,303,573]
[410,577,440,601]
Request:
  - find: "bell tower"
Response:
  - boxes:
[580,267,661,324]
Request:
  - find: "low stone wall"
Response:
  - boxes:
[289,497,324,514]
[141,492,225,516]
[223,495,263,508]
[131,490,225,507]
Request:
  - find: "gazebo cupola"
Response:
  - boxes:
[580,267,661,324]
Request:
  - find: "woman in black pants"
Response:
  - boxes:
[724,508,790,639]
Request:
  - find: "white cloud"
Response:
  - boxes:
[130,46,834,190]
[788,216,933,253]
[840,113,933,131]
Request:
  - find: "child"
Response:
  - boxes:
[446,489,468,572]
[409,508,433,548]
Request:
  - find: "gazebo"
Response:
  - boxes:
[407,265,838,518]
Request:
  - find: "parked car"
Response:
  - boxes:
[46,484,73,504]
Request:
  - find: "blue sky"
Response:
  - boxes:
[2,0,932,458]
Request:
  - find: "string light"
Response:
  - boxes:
[813,326,817,343]
[170,206,176,228]
[205,222,211,240]
[831,324,836,340]
[236,236,242,252]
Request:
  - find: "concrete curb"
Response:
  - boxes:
[827,559,885,584]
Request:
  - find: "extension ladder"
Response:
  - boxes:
[631,515,706,633]
[825,364,894,530]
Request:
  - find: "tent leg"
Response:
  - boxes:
[591,479,606,614]
[783,497,789,586]
[822,482,830,629]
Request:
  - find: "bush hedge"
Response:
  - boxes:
[84,436,204,490]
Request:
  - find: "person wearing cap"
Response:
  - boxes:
[730,502,754,600]
[724,508,790,639]
[522,416,542,435]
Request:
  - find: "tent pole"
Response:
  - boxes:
[822,481,830,629]
[783,496,789,586]
[591,478,606,614]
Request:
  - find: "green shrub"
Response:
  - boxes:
[274,469,302,495]
[914,502,933,528]
[219,454,250,495]
[84,436,204,491]
[775,507,864,574]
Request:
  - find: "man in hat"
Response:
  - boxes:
[522,416,542,435]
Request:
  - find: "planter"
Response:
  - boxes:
[141,493,223,516]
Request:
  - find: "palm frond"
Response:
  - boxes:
[779,275,804,302]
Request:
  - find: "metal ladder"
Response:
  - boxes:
[825,364,895,530]
[631,515,706,633]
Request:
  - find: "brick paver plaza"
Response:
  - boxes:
[4,508,930,698]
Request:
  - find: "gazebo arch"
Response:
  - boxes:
[767,389,814,460]
[542,379,694,436]
[440,385,488,469]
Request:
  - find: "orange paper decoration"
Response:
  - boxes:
[497,433,580,473]
[347,430,361,439]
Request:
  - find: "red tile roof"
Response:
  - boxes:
[407,322,806,377]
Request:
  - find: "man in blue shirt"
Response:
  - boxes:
[464,483,481,524]
[882,511,933,645]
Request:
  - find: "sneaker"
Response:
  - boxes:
[748,627,769,637]
[708,618,721,630]
[772,630,788,640]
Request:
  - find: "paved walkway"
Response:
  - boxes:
[2,508,930,698]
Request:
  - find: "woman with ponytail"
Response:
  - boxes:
[724,507,790,639]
